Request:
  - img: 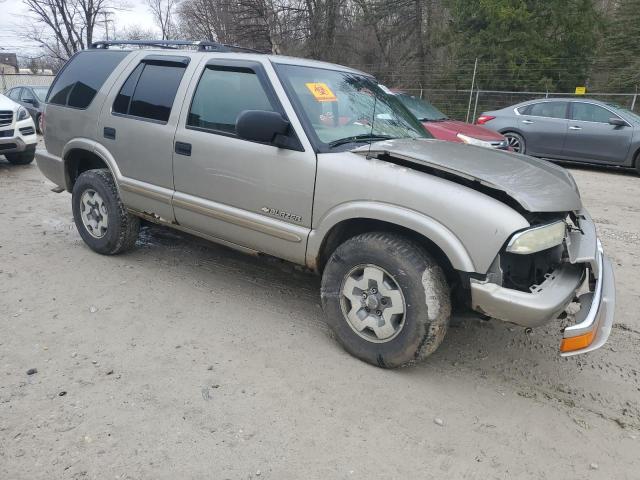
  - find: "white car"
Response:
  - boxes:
[0,93,38,164]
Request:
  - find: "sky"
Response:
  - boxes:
[0,0,158,58]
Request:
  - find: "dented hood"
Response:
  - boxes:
[355,138,582,213]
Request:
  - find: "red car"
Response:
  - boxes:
[392,91,509,149]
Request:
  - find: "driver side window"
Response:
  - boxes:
[187,66,275,135]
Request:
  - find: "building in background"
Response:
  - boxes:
[0,53,19,74]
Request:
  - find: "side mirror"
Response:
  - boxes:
[236,110,290,144]
[609,117,627,127]
[23,98,35,105]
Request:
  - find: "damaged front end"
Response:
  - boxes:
[470,210,615,355]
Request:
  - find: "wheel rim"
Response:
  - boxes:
[340,264,406,343]
[79,189,109,238]
[505,134,523,153]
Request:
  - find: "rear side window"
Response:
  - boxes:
[528,102,568,119]
[113,60,187,123]
[187,67,275,134]
[47,51,129,109]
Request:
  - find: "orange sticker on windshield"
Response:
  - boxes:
[305,82,337,102]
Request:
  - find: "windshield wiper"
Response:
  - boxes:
[328,134,394,149]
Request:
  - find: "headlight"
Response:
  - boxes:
[506,221,566,254]
[17,106,29,121]
[456,133,494,148]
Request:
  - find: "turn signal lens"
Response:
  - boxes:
[560,331,595,352]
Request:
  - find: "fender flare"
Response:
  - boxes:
[306,201,476,272]
[62,138,122,191]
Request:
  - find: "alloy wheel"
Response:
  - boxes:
[340,264,406,343]
[79,189,109,238]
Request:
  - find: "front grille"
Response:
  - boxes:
[0,110,13,127]
[0,129,14,138]
[19,126,35,136]
[0,143,17,151]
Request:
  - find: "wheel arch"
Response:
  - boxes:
[306,202,476,276]
[62,139,121,193]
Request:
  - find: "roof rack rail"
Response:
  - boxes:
[89,40,266,54]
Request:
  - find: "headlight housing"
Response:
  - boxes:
[456,133,494,149]
[17,106,29,121]
[506,221,566,254]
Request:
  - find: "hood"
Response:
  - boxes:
[354,138,582,213]
[0,94,19,111]
[423,119,505,142]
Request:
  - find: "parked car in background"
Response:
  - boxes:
[478,99,640,173]
[392,91,508,149]
[0,93,38,164]
[5,85,49,133]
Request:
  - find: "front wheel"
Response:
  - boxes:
[504,132,526,154]
[321,232,451,368]
[72,169,140,255]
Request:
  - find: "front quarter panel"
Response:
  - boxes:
[309,152,530,274]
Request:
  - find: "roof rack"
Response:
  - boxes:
[89,40,265,54]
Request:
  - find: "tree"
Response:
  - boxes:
[146,0,179,40]
[23,0,117,61]
[599,0,640,90]
[445,0,602,91]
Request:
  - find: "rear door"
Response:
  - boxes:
[563,102,632,164]
[518,101,568,157]
[172,58,316,264]
[98,54,198,222]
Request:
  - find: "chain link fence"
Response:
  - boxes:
[1,72,636,126]
[401,88,638,122]
[1,73,55,92]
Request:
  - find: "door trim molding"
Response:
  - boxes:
[172,191,305,243]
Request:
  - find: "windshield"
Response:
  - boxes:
[394,93,448,121]
[275,64,429,148]
[608,103,640,123]
[33,87,49,102]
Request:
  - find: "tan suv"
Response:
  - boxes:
[36,40,615,368]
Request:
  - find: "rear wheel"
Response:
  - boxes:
[635,151,640,176]
[5,149,35,165]
[72,169,140,255]
[321,232,451,368]
[504,131,526,154]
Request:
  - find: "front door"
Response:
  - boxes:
[563,102,632,164]
[172,59,316,264]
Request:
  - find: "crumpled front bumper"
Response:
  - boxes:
[470,210,615,355]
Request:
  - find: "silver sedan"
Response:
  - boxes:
[477,98,640,173]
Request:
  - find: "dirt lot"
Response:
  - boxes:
[1,154,639,479]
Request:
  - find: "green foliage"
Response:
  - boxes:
[600,0,640,90]
[446,0,602,91]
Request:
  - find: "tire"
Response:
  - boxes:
[635,152,640,176]
[5,149,35,165]
[321,232,451,368]
[36,114,42,134]
[72,169,140,255]
[504,131,526,154]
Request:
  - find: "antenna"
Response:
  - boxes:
[367,89,378,159]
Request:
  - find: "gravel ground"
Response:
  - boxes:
[1,154,639,479]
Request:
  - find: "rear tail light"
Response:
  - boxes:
[476,115,495,125]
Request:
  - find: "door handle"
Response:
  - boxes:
[521,120,534,124]
[175,141,192,156]
[103,127,116,140]
[569,126,582,130]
